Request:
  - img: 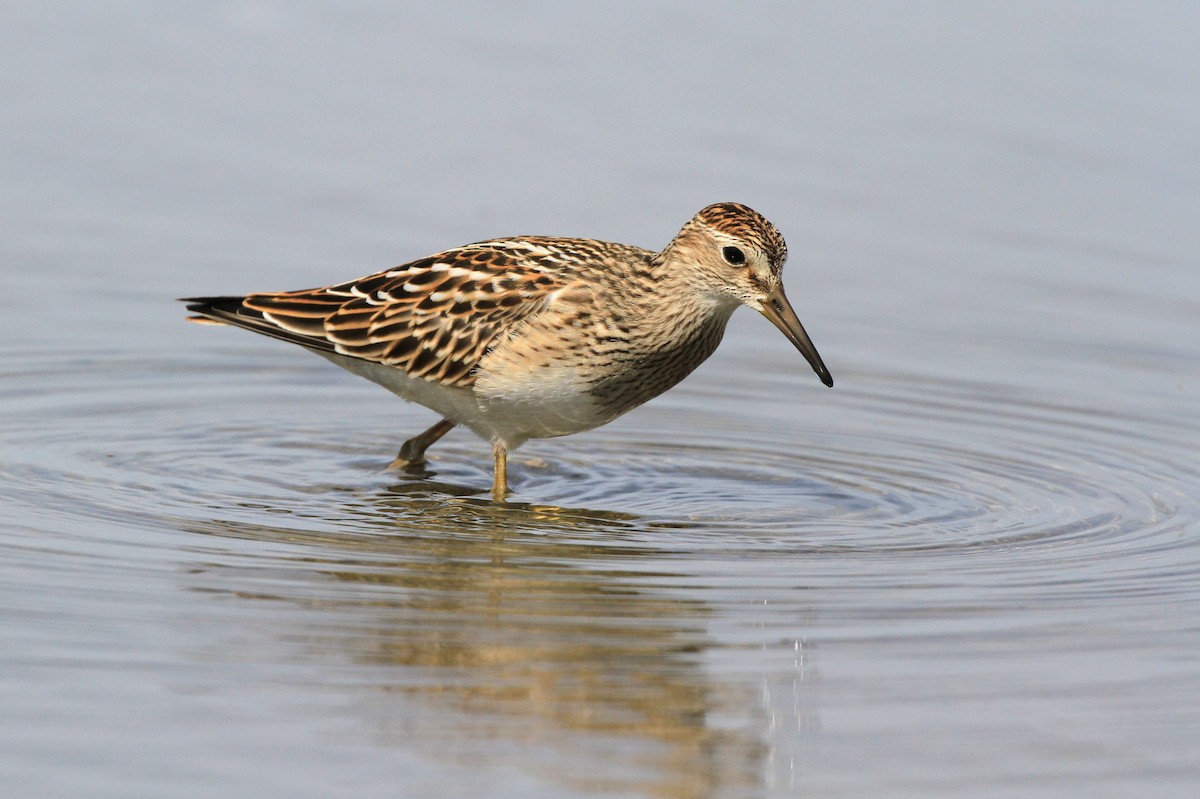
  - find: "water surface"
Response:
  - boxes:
[3,3,1199,797]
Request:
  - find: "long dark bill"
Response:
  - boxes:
[759,284,834,387]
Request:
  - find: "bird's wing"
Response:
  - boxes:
[183,239,574,386]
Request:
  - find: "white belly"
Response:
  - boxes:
[473,365,612,448]
[314,350,482,427]
[315,350,607,450]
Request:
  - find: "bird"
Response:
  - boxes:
[182,202,833,501]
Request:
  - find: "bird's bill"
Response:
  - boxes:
[759,284,834,387]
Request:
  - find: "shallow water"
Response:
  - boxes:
[3,3,1200,797]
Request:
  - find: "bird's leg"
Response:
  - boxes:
[491,440,509,502]
[388,418,456,469]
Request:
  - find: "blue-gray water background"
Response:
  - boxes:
[2,3,1198,797]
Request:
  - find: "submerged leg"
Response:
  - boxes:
[388,418,456,469]
[491,440,508,502]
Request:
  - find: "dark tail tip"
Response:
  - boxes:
[179,296,248,316]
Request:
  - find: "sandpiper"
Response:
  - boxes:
[182,202,832,500]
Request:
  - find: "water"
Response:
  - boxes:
[3,3,1199,797]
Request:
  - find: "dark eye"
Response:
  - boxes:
[722,246,746,265]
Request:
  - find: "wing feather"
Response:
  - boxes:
[183,242,569,387]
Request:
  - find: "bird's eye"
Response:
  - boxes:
[722,246,746,265]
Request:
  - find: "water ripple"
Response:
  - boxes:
[3,351,1198,607]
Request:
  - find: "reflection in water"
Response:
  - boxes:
[6,350,1198,794]
[5,2,1200,794]
[182,488,784,797]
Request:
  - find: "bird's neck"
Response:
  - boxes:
[636,254,739,350]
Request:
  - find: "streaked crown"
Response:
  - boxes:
[692,202,788,274]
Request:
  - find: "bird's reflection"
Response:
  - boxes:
[181,481,768,797]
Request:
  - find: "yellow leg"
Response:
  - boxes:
[491,440,508,501]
